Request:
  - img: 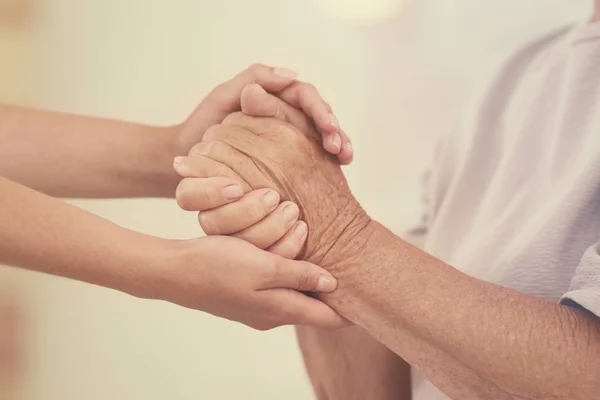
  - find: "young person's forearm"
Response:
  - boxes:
[324,221,600,400]
[296,326,411,400]
[0,177,172,296]
[0,105,181,198]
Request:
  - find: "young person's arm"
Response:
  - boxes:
[0,105,179,198]
[0,65,352,199]
[0,176,344,330]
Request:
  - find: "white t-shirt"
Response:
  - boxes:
[410,21,600,399]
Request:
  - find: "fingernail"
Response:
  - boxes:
[173,156,186,172]
[332,133,342,153]
[294,221,307,238]
[346,141,353,153]
[316,275,337,293]
[273,67,298,80]
[263,190,280,209]
[284,204,299,222]
[223,185,243,200]
[329,113,339,131]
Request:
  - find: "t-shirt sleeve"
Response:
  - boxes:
[560,241,600,318]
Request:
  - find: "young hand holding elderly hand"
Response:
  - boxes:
[174,82,366,270]
[1,64,352,332]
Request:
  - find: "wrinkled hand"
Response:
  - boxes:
[176,64,353,164]
[175,107,370,268]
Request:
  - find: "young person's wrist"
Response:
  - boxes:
[130,237,212,308]
[105,231,185,301]
[134,123,184,198]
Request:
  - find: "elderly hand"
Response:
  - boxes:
[174,89,369,269]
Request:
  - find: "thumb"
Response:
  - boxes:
[240,83,316,138]
[185,65,298,134]
[240,83,283,118]
[261,258,338,293]
[208,64,298,114]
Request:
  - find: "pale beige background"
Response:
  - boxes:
[0,0,590,399]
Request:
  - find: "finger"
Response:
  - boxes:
[241,83,353,161]
[268,289,349,329]
[202,64,299,116]
[262,258,338,293]
[241,83,339,154]
[175,177,244,212]
[278,83,355,162]
[337,129,354,165]
[278,83,346,156]
[184,64,299,140]
[188,139,274,191]
[174,153,239,180]
[276,81,339,134]
[233,201,299,249]
[173,154,252,192]
[240,83,316,136]
[231,64,299,95]
[198,188,280,235]
[222,112,312,145]
[267,221,308,259]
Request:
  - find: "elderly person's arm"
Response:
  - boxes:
[295,326,412,400]
[186,113,600,400]
[175,88,411,400]
[323,220,600,400]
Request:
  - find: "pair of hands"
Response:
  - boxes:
[161,65,361,331]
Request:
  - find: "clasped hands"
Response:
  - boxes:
[174,81,370,331]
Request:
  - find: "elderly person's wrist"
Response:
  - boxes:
[302,199,372,270]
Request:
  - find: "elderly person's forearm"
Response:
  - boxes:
[321,220,600,400]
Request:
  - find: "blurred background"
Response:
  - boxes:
[0,0,591,399]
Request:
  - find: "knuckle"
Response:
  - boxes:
[300,82,317,95]
[188,141,205,156]
[251,200,268,218]
[273,238,297,258]
[276,123,298,139]
[248,63,268,79]
[197,183,219,209]
[222,111,245,126]
[279,124,309,148]
[198,212,219,235]
[202,124,225,142]
[210,159,227,178]
[191,141,213,156]
[175,180,193,210]
[297,264,319,291]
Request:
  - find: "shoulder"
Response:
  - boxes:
[468,25,575,124]
[442,25,576,154]
[427,25,577,204]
